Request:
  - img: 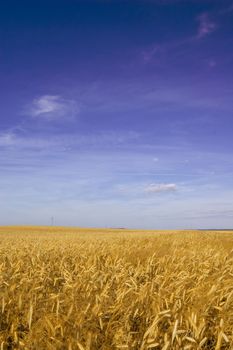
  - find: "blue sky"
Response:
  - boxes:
[1,0,233,228]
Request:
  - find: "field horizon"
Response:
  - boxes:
[1,225,233,233]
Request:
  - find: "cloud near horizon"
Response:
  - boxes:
[145,183,177,193]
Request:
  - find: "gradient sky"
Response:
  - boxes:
[1,0,233,228]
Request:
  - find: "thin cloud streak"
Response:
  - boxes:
[141,11,218,65]
[0,130,140,151]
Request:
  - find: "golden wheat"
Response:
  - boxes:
[0,226,233,349]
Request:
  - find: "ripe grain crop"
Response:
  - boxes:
[1,227,233,349]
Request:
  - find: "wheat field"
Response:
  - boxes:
[1,227,233,350]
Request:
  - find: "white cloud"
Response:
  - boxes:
[28,95,79,120]
[145,183,177,193]
[197,13,217,39]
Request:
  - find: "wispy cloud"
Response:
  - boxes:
[27,95,79,121]
[145,183,177,193]
[197,209,233,218]
[0,132,65,151]
[0,132,16,146]
[142,45,163,63]
[219,3,233,15]
[0,129,140,151]
[140,11,218,65]
[197,13,217,39]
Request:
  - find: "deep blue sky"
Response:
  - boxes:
[1,0,233,228]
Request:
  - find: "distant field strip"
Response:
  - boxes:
[1,227,233,349]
